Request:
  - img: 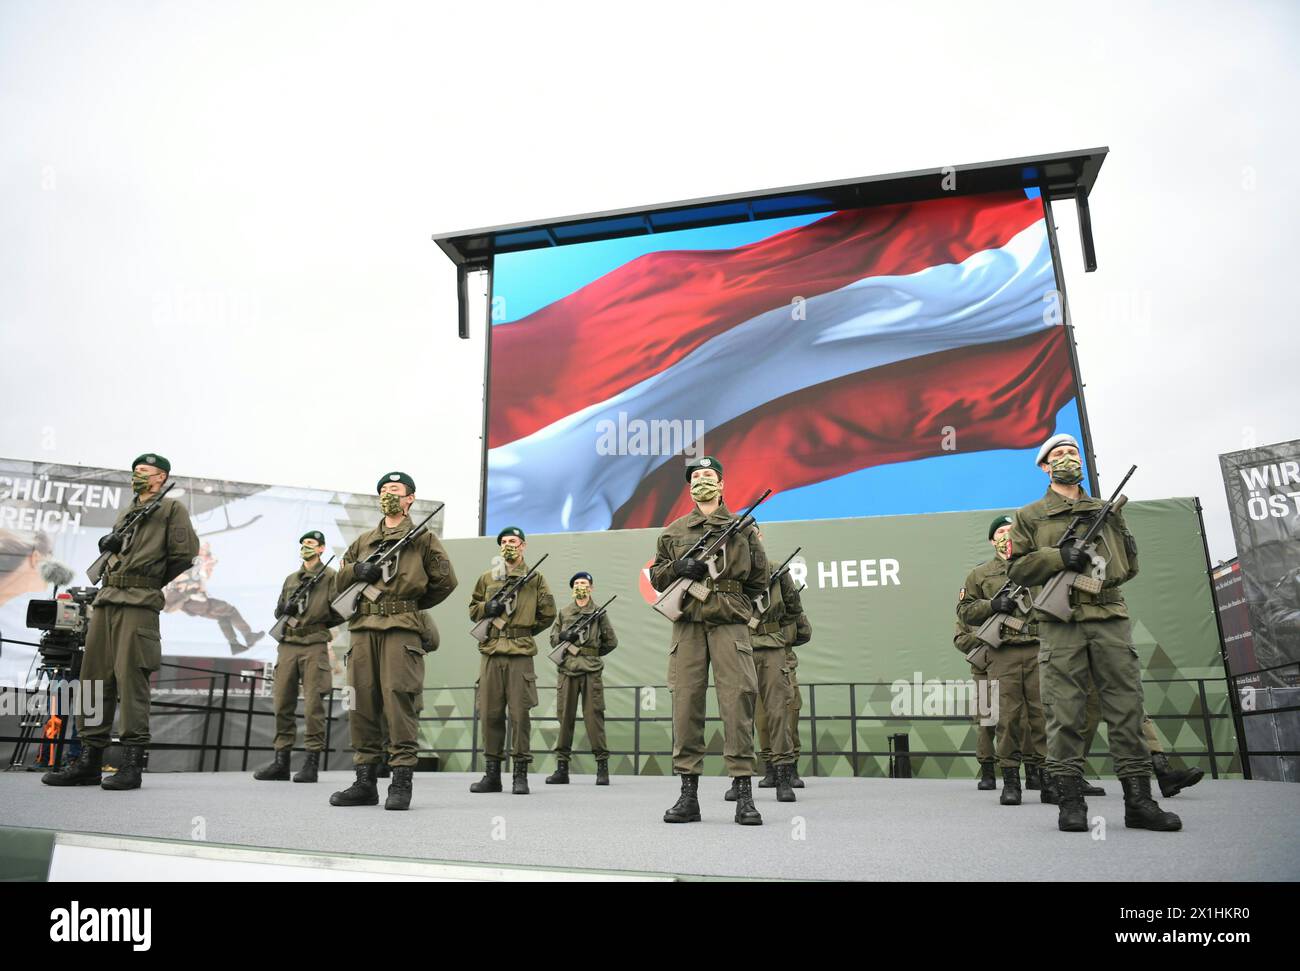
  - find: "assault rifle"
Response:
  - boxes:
[470,553,550,643]
[269,556,337,642]
[652,489,773,622]
[1032,465,1136,622]
[86,483,176,585]
[331,505,443,620]
[547,595,618,665]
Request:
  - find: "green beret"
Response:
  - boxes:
[377,471,416,494]
[988,515,1014,540]
[497,526,525,543]
[684,455,723,482]
[299,531,326,545]
[132,453,171,474]
[570,571,593,587]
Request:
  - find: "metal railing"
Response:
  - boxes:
[0,670,1248,779]
[3,642,1268,777]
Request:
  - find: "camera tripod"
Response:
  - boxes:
[7,659,80,772]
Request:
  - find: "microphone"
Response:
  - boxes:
[41,559,75,590]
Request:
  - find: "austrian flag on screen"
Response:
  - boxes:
[486,189,1085,536]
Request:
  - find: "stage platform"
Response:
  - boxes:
[2,771,1297,881]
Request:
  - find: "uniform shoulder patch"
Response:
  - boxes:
[958,587,965,601]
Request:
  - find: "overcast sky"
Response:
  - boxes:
[1,0,1297,560]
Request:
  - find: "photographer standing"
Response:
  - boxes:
[43,453,199,791]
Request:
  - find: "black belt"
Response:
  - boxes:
[104,574,159,590]
[358,599,417,617]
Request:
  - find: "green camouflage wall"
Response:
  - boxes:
[413,497,1238,779]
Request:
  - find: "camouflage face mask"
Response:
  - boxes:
[690,479,721,502]
[994,535,1011,559]
[1049,454,1084,485]
[379,492,403,516]
[572,584,591,600]
[300,545,318,561]
[500,545,521,563]
[131,472,151,495]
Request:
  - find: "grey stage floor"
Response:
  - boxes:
[2,770,1297,881]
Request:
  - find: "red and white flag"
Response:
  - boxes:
[486,191,1073,533]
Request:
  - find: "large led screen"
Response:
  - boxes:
[485,188,1087,535]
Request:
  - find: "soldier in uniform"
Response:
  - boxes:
[649,456,768,826]
[1007,434,1181,832]
[328,473,457,811]
[1078,700,1204,798]
[1142,714,1205,796]
[253,531,340,784]
[778,597,811,787]
[743,533,799,803]
[956,515,1048,806]
[468,527,556,795]
[44,453,199,791]
[954,621,998,789]
[546,571,618,786]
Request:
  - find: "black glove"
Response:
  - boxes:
[1059,541,1091,573]
[674,557,708,581]
[559,626,578,643]
[283,599,303,617]
[484,598,506,618]
[98,533,124,554]
[353,561,383,584]
[990,593,1016,616]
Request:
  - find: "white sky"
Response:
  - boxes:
[2,0,1297,561]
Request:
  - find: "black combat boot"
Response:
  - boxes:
[977,762,997,790]
[470,759,502,793]
[42,745,104,787]
[101,746,145,791]
[293,750,320,783]
[733,776,763,826]
[999,767,1022,806]
[1040,770,1059,804]
[330,764,379,806]
[253,748,291,781]
[775,764,797,803]
[1024,763,1041,790]
[596,758,610,786]
[1055,775,1089,832]
[1081,778,1106,796]
[789,760,805,788]
[1122,775,1182,831]
[663,774,701,823]
[385,766,413,811]
[756,760,777,788]
[545,760,570,785]
[724,778,740,802]
[1153,752,1204,798]
[512,761,530,795]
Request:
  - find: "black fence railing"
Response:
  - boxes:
[5,643,1279,778]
